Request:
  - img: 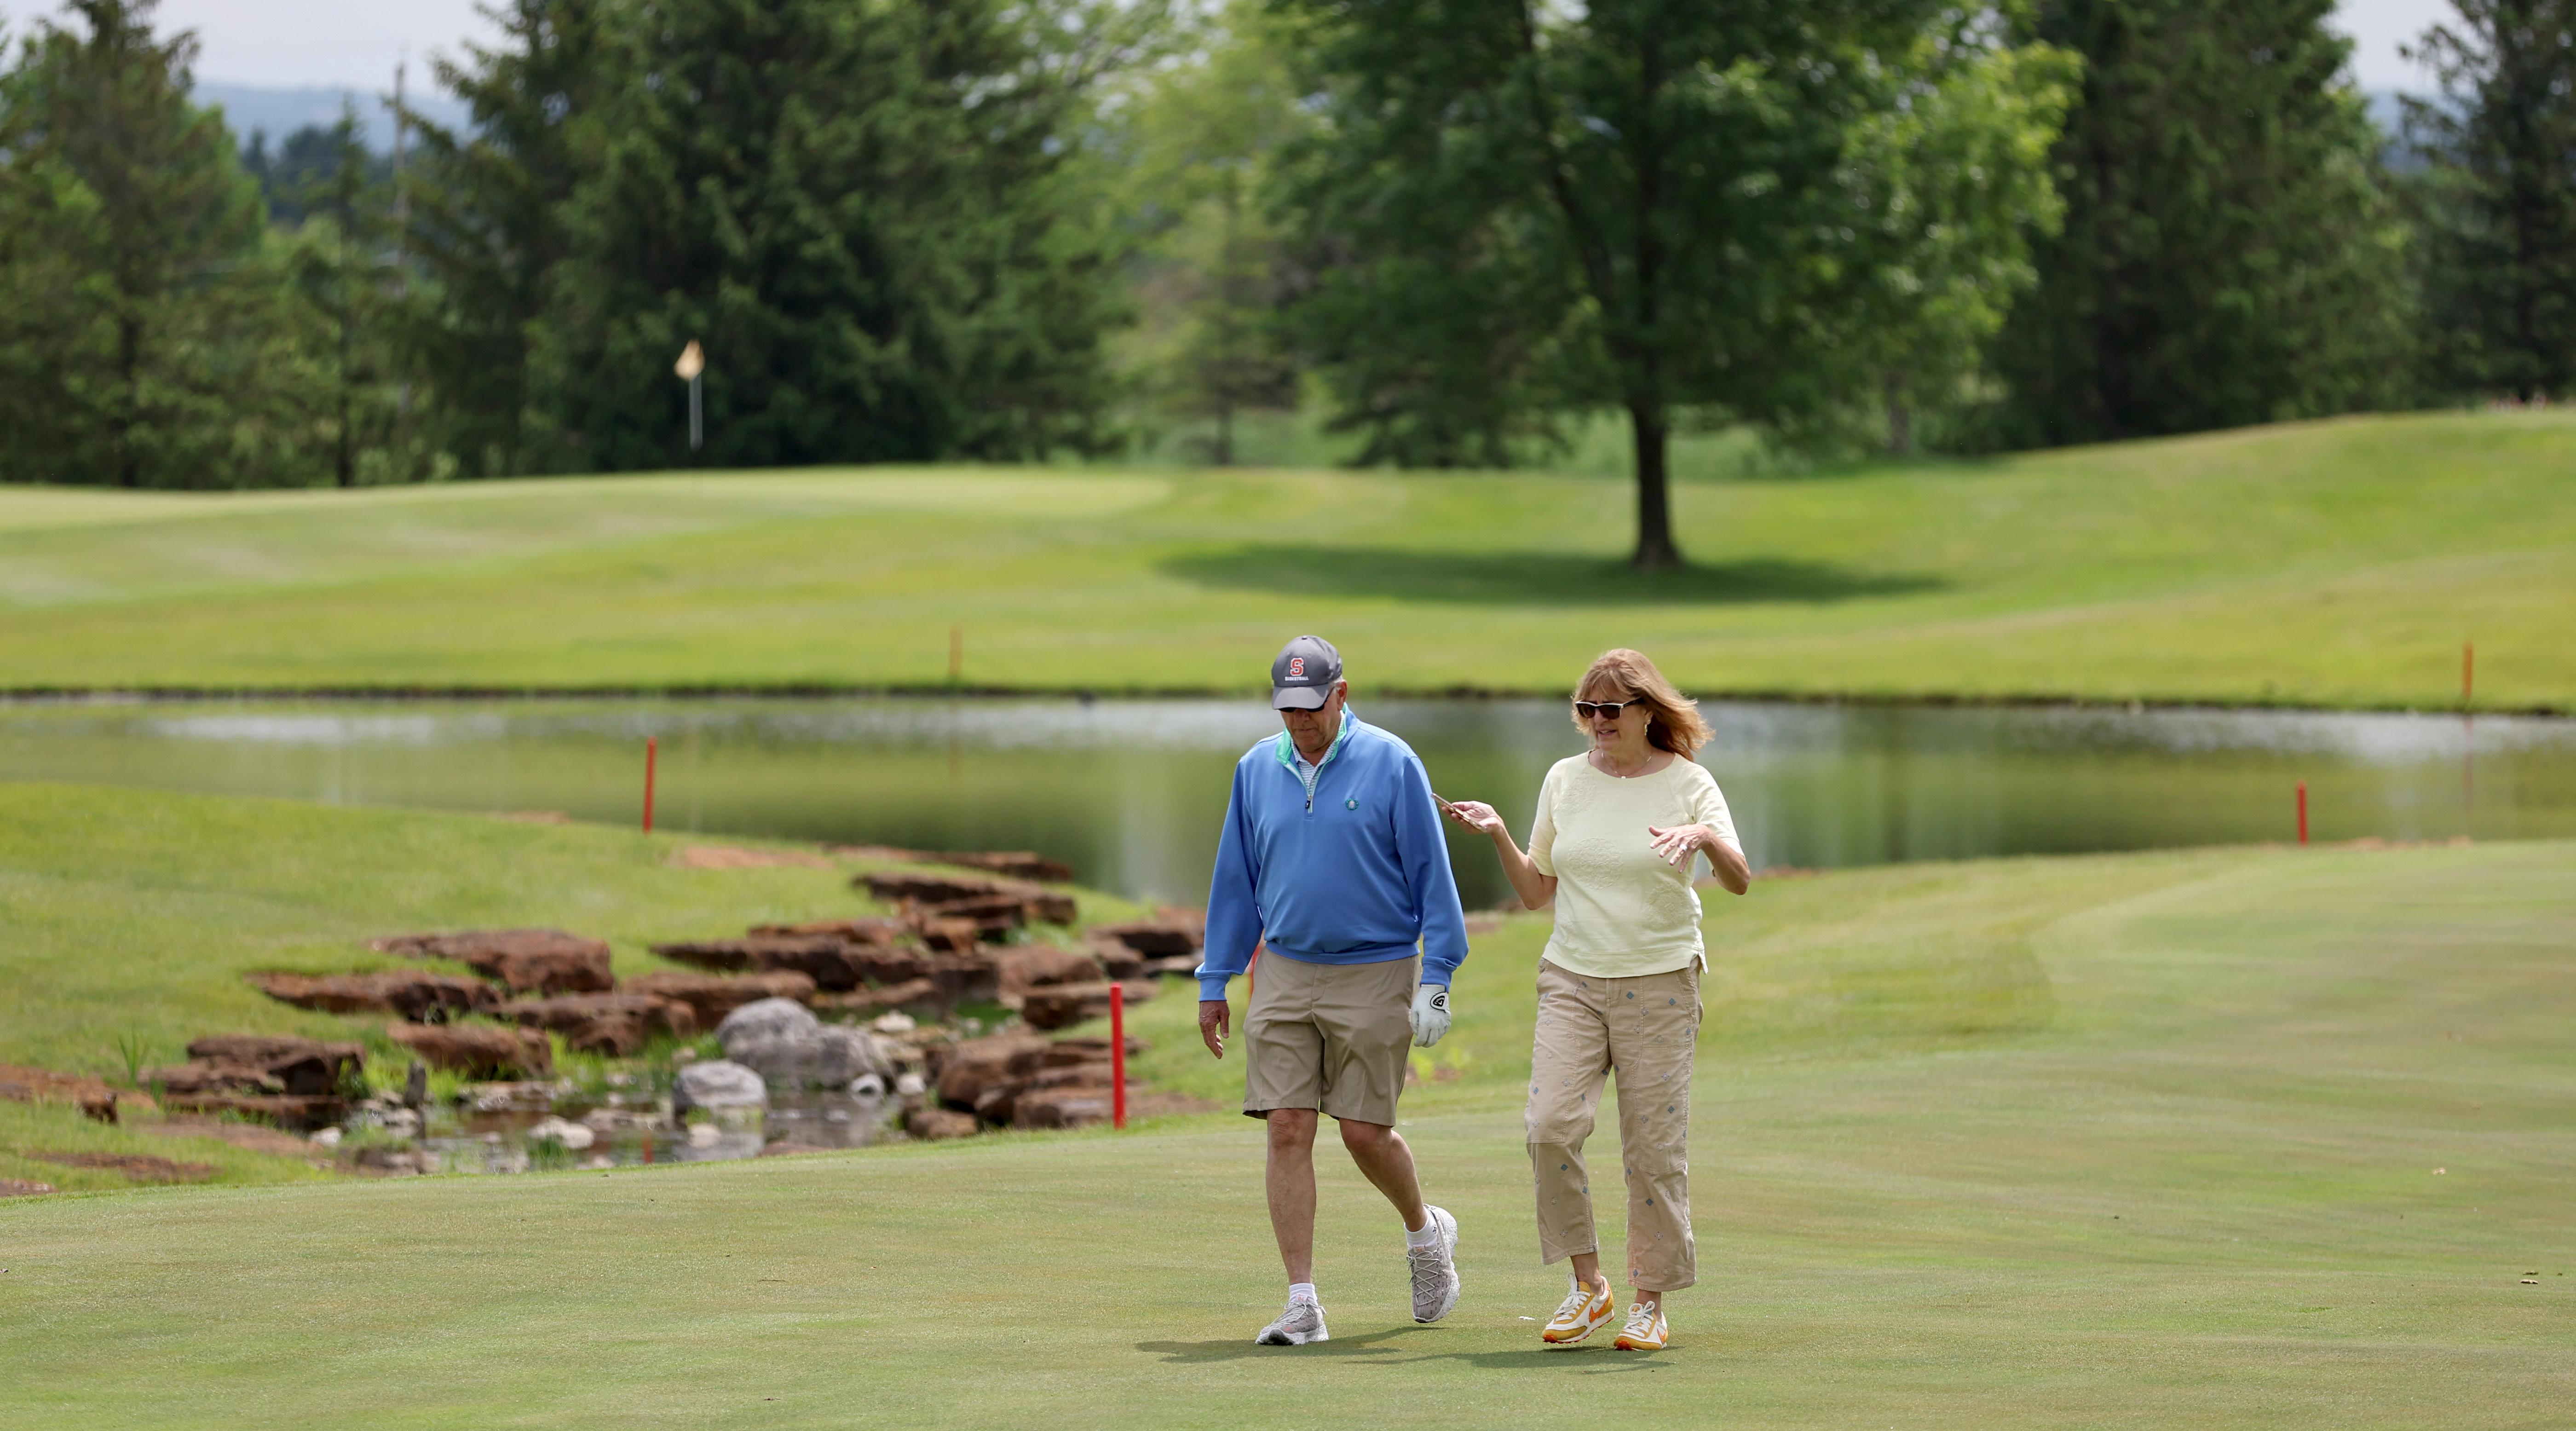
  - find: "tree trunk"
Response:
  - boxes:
[1883,369,1913,456]
[1628,399,1680,571]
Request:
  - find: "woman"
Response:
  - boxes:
[1441,648,1749,1351]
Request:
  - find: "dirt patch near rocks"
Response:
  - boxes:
[673,845,835,871]
[144,1116,314,1159]
[0,1062,148,1123]
[35,1151,217,1183]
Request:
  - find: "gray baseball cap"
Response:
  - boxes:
[1270,635,1343,710]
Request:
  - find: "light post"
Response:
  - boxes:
[675,340,705,452]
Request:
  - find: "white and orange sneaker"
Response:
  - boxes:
[1613,1300,1669,1350]
[1541,1278,1616,1344]
[1255,1295,1329,1346]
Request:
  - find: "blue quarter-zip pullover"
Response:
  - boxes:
[1198,710,1470,1001]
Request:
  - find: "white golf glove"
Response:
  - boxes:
[1410,984,1451,1048]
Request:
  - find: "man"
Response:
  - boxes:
[1199,634,1471,1346]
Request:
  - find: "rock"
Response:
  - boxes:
[349,1145,430,1175]
[922,951,1000,1003]
[718,1000,884,1088]
[499,993,697,1056]
[1141,955,1204,979]
[913,916,984,953]
[528,1115,596,1151]
[849,1073,886,1099]
[1012,1087,1114,1131]
[990,946,1106,996]
[810,978,944,1019]
[310,1127,344,1147]
[248,970,497,1021]
[0,1177,59,1196]
[905,1107,979,1141]
[386,1023,552,1078]
[863,871,1078,929]
[715,997,821,1045]
[647,935,886,992]
[862,870,1013,906]
[673,1059,766,1112]
[1088,943,1147,981]
[748,917,910,945]
[1088,919,1201,958]
[155,1036,366,1096]
[895,1071,927,1096]
[0,1062,136,1123]
[934,1034,1050,1109]
[1043,1035,1150,1065]
[937,851,1075,883]
[1020,981,1157,1032]
[871,1011,917,1034]
[976,1061,1115,1125]
[373,929,615,995]
[626,970,817,1025]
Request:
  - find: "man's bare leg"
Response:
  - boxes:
[1338,1118,1428,1231]
[1265,1108,1320,1283]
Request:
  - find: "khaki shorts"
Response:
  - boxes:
[1242,951,1418,1127]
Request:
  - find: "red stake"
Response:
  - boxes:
[2463,640,2475,709]
[643,736,658,834]
[2296,781,2308,846]
[1108,981,1127,1130]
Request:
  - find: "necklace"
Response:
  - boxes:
[1591,746,1657,778]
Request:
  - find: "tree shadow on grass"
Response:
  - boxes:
[1136,1330,1671,1373]
[1159,545,1942,606]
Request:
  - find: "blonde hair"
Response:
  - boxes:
[1573,648,1712,759]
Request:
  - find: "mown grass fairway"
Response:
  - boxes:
[1,787,2569,1426]
[1,410,2571,708]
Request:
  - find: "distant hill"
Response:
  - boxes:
[196,81,473,155]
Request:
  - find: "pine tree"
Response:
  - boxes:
[2404,1,2576,400]
[404,0,616,477]
[529,0,1135,469]
[1989,0,2415,445]
[0,0,267,486]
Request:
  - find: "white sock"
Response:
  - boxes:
[1405,1213,1440,1249]
[1288,1282,1318,1305]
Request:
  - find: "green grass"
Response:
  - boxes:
[1,785,2570,1425]
[1,409,2571,708]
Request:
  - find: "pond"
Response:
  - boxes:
[6,695,2572,911]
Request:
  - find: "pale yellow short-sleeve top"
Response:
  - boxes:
[1528,753,1740,978]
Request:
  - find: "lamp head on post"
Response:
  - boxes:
[674,340,706,452]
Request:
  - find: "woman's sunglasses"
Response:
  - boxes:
[1573,696,1645,720]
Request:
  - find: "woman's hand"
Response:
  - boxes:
[1444,795,1556,911]
[1440,797,1508,838]
[1646,823,1713,867]
[1648,824,1751,895]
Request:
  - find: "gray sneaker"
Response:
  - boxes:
[1409,1205,1461,1322]
[1255,1296,1329,1346]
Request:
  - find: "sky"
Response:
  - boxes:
[0,0,2466,96]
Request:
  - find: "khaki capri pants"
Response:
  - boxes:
[1526,958,1702,1292]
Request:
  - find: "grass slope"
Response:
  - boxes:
[1,787,2570,1426]
[0,411,2571,709]
[0,783,1147,1191]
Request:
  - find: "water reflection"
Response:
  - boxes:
[4,696,2570,909]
